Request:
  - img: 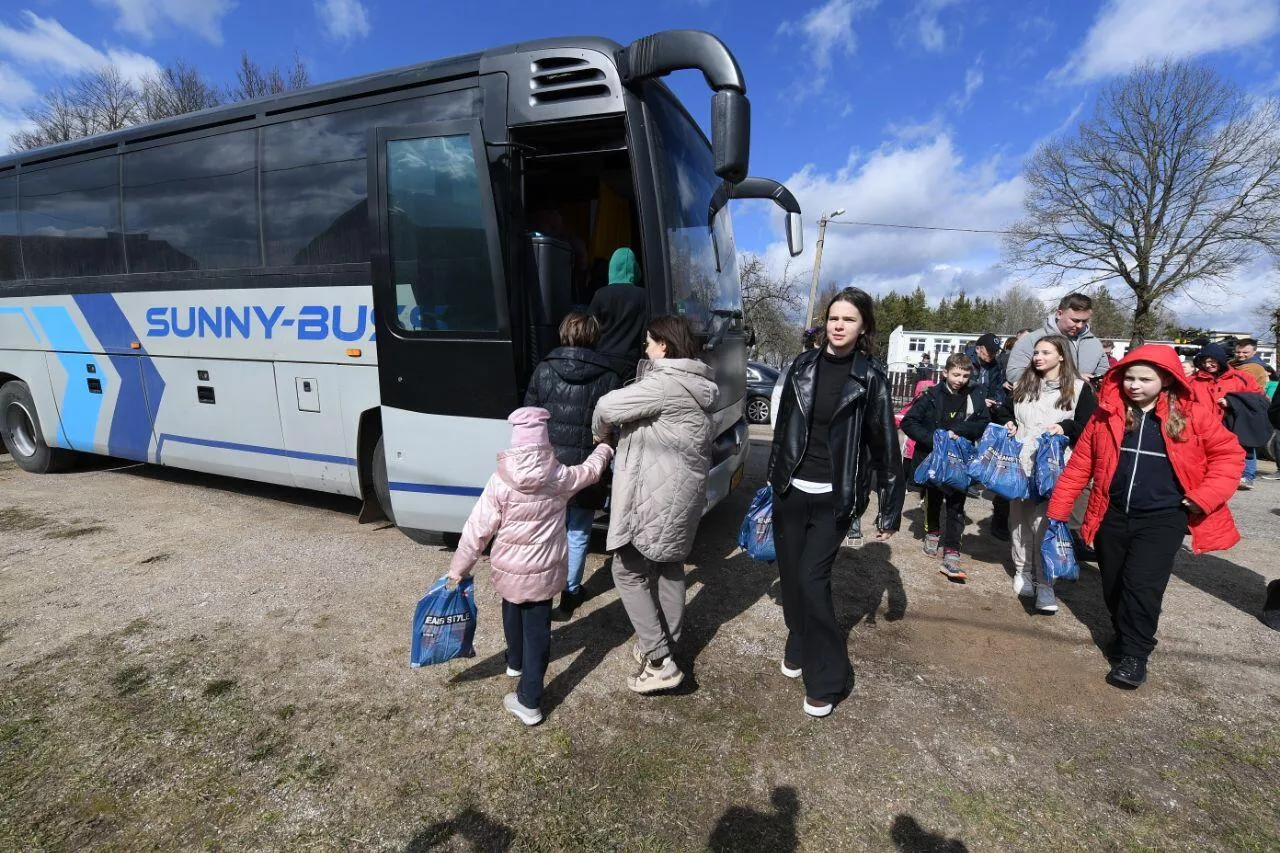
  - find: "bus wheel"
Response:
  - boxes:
[0,381,73,474]
[372,435,395,523]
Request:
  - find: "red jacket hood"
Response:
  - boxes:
[1097,344,1191,416]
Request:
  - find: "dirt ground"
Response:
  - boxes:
[1,429,1278,852]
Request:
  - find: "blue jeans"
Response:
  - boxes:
[565,506,594,594]
[1243,448,1257,483]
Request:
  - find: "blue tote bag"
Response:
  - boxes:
[1033,433,1070,501]
[915,429,976,492]
[410,575,478,667]
[1041,520,1080,582]
[738,485,777,562]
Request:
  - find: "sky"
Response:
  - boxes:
[2,0,1279,336]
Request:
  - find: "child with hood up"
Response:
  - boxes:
[1047,345,1243,690]
[448,407,613,726]
[1189,342,1264,489]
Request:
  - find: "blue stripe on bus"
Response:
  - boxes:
[30,306,103,451]
[388,482,484,497]
[155,433,358,466]
[0,307,41,343]
[73,294,166,463]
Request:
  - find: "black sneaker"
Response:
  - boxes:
[552,589,583,622]
[1107,655,1147,689]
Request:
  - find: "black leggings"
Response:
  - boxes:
[923,486,967,551]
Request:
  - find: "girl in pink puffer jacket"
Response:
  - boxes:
[448,406,612,726]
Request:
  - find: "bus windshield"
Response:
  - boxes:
[647,88,740,327]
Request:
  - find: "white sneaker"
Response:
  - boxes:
[1012,571,1033,598]
[627,657,684,694]
[803,697,833,718]
[781,660,802,679]
[1238,478,1253,491]
[503,692,542,726]
[1035,583,1058,613]
[505,666,522,677]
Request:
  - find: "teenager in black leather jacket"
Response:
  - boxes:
[766,287,905,718]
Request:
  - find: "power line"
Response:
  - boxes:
[824,218,1017,235]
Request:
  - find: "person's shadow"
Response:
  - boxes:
[832,539,908,629]
[1171,551,1269,620]
[402,807,514,851]
[707,786,799,852]
[890,814,969,852]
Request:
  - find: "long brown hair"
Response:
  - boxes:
[1013,335,1081,410]
[1122,363,1187,441]
[824,287,877,357]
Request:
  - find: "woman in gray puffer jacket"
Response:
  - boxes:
[592,315,718,696]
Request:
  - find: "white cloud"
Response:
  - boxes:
[778,0,874,92]
[947,59,983,111]
[1056,0,1280,83]
[756,134,1025,305]
[92,0,236,45]
[317,0,372,42]
[910,0,962,52]
[0,63,37,105]
[0,12,161,83]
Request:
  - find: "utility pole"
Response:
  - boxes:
[805,208,844,329]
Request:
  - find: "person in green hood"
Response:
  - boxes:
[587,247,649,380]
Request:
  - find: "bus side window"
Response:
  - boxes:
[386,135,497,334]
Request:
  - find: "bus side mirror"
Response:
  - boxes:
[712,90,750,183]
[785,212,803,257]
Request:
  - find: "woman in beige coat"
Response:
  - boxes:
[592,315,718,695]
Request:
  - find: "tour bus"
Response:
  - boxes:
[0,30,799,540]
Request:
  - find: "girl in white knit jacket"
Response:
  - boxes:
[995,335,1097,613]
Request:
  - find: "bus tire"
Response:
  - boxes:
[372,435,395,523]
[0,380,74,474]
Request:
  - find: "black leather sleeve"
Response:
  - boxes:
[866,371,905,532]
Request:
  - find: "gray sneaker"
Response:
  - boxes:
[503,692,542,726]
[627,657,684,694]
[924,532,942,556]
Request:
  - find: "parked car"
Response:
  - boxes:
[746,361,780,424]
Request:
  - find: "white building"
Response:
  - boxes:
[886,326,1276,372]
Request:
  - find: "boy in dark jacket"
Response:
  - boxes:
[524,312,622,617]
[587,247,648,381]
[901,353,991,581]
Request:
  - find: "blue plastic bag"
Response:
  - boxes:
[410,575,477,667]
[738,485,777,562]
[1033,433,1070,501]
[1041,520,1080,582]
[967,425,1029,500]
[914,430,975,492]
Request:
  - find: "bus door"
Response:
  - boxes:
[368,120,516,532]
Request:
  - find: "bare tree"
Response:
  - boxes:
[142,60,222,120]
[11,66,143,150]
[1005,61,1280,346]
[226,51,311,102]
[740,253,805,365]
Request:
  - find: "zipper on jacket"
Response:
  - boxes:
[1124,411,1145,513]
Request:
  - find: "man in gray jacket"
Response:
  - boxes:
[1005,292,1111,383]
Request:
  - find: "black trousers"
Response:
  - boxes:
[773,487,851,704]
[1094,507,1187,660]
[923,486,967,551]
[502,598,552,709]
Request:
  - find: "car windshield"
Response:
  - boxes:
[646,87,740,329]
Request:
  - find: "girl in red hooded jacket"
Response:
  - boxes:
[1047,345,1243,690]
